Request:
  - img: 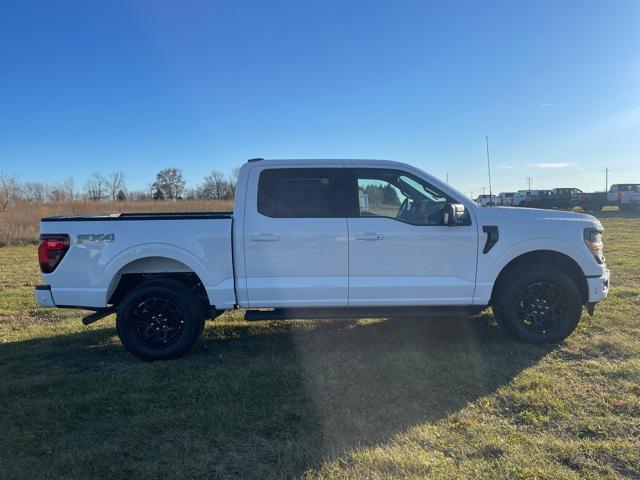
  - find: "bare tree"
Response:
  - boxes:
[201,169,232,199]
[229,166,241,198]
[22,182,49,202]
[153,168,185,201]
[84,172,108,201]
[108,171,126,200]
[62,177,75,200]
[0,172,18,211]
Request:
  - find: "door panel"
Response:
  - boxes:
[348,217,477,305]
[243,166,349,307]
[347,168,478,306]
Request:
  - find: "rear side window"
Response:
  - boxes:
[258,168,346,218]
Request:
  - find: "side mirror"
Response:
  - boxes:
[444,203,467,226]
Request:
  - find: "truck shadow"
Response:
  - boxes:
[0,313,552,479]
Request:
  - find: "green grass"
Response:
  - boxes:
[1,214,639,479]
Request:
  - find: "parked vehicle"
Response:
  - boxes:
[497,192,517,206]
[549,187,607,212]
[36,158,610,360]
[608,184,640,210]
[515,190,553,208]
[475,194,497,206]
[549,188,582,210]
[571,191,607,212]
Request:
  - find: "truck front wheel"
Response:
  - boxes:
[492,265,583,343]
[116,279,205,360]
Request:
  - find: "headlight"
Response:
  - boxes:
[584,227,604,264]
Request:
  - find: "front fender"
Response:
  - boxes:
[473,236,602,305]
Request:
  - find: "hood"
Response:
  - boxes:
[475,206,602,229]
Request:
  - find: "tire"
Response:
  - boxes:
[116,279,205,360]
[492,264,583,343]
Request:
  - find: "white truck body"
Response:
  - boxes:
[497,192,517,206]
[607,184,640,207]
[37,159,610,313]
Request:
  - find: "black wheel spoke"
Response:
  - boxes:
[129,297,185,349]
[516,281,567,334]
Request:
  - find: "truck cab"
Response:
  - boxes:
[36,159,610,360]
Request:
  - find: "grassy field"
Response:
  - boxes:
[0,212,639,479]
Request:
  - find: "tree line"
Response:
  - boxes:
[0,167,240,211]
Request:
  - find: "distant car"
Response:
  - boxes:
[497,192,517,206]
[475,194,497,206]
[514,190,553,208]
[608,183,640,210]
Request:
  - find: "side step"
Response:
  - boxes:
[244,306,483,321]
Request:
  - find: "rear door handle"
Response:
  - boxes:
[250,234,280,241]
[355,233,384,241]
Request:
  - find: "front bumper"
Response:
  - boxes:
[586,269,610,303]
[35,285,55,307]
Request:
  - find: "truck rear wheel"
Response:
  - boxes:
[116,279,205,360]
[492,265,583,343]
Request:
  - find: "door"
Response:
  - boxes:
[242,166,349,307]
[346,168,478,306]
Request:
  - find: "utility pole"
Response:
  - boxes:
[605,167,609,192]
[526,176,532,190]
[446,173,449,184]
[482,186,486,195]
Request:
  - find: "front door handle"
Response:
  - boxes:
[355,233,384,241]
[250,234,280,241]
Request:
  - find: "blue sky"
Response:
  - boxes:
[1,0,639,196]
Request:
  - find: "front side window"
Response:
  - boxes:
[353,168,452,225]
[257,168,346,218]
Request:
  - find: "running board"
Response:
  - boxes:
[244,306,483,321]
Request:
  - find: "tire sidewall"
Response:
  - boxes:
[116,280,203,360]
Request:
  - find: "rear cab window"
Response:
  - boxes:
[257,168,348,218]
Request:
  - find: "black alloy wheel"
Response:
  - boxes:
[492,264,583,343]
[516,282,566,334]
[131,297,186,349]
[116,279,205,360]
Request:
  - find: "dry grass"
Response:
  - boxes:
[0,199,232,246]
[0,213,638,479]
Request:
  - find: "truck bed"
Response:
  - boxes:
[40,214,236,309]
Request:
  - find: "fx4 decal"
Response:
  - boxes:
[77,233,115,244]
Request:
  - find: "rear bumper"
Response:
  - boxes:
[35,285,56,307]
[586,269,610,303]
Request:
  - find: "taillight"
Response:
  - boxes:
[38,234,70,273]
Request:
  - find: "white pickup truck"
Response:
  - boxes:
[36,159,610,360]
[608,183,640,210]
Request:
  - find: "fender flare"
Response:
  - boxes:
[102,243,215,305]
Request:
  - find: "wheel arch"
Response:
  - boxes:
[106,255,211,309]
[491,250,588,304]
